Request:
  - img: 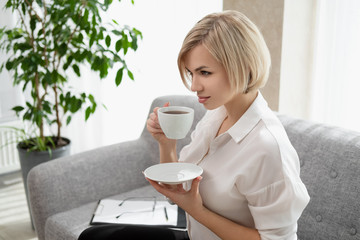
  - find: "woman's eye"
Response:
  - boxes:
[201,71,211,76]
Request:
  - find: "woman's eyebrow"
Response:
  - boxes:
[186,66,210,72]
[195,66,210,71]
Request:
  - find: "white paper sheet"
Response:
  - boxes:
[92,199,179,226]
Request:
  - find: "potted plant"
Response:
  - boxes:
[0,0,142,222]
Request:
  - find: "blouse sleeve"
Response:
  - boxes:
[246,178,310,240]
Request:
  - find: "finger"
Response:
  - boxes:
[149,113,161,129]
[147,118,161,131]
[190,176,202,194]
[153,102,170,116]
[147,126,164,134]
[163,183,177,190]
[149,112,157,120]
[176,183,184,191]
[153,107,160,116]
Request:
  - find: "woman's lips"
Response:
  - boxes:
[198,96,210,104]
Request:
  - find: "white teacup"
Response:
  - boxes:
[158,106,194,139]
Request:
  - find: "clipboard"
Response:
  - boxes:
[90,197,186,230]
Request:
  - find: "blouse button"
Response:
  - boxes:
[315,214,322,222]
[330,169,338,178]
[349,227,357,235]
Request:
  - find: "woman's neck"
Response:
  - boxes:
[224,90,258,126]
[216,91,258,137]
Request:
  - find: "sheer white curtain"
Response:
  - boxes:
[310,0,360,132]
[62,0,223,154]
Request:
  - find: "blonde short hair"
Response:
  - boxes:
[177,10,271,93]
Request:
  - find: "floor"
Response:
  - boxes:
[0,171,38,240]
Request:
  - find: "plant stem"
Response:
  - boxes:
[41,0,49,67]
[53,85,61,140]
[24,0,45,141]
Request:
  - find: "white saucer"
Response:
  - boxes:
[144,162,203,185]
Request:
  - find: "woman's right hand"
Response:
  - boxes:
[146,102,173,144]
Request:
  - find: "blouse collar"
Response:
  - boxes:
[226,91,269,143]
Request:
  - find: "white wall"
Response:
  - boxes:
[0,1,25,124]
[63,0,222,154]
[0,0,222,154]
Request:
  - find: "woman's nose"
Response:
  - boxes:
[190,76,202,92]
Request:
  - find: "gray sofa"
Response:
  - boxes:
[27,95,360,240]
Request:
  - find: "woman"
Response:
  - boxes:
[146,10,309,240]
[79,10,309,240]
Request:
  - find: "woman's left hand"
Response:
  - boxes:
[146,176,204,217]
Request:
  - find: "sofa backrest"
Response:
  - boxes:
[278,114,360,240]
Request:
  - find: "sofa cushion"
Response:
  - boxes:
[278,115,360,240]
[45,186,163,240]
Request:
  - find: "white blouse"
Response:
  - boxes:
[179,92,310,240]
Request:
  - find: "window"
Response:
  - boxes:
[310,0,360,132]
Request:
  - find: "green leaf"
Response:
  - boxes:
[69,97,82,113]
[98,30,104,40]
[72,64,80,77]
[91,102,97,113]
[89,32,96,47]
[63,56,73,70]
[43,102,52,114]
[127,69,134,80]
[44,71,52,84]
[58,43,67,56]
[5,60,13,70]
[131,38,138,50]
[123,35,129,55]
[85,107,91,121]
[112,30,122,36]
[88,94,95,103]
[99,57,109,78]
[26,101,33,109]
[58,73,67,83]
[5,0,11,8]
[12,106,24,113]
[105,35,111,48]
[73,50,81,61]
[133,27,143,39]
[92,15,96,26]
[115,68,123,86]
[23,110,32,120]
[115,39,122,52]
[66,116,72,125]
[83,9,89,23]
[51,71,58,84]
[76,33,84,43]
[30,16,36,32]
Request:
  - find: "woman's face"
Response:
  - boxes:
[184,44,236,110]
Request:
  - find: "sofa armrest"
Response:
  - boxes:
[27,138,158,240]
